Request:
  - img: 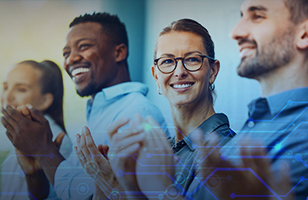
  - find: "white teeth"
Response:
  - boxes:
[71,68,89,77]
[239,48,253,58]
[173,84,193,89]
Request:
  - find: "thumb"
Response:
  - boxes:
[54,131,66,149]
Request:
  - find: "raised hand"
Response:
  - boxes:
[107,114,146,197]
[1,105,54,156]
[136,116,182,200]
[75,126,117,198]
[191,131,293,200]
[10,105,66,175]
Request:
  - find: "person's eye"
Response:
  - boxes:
[252,14,264,21]
[3,85,8,91]
[187,57,200,62]
[63,51,70,58]
[17,88,27,92]
[79,44,90,51]
[161,58,174,65]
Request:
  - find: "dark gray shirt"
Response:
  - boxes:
[169,113,235,199]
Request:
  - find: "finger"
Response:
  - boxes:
[74,146,87,168]
[145,116,170,149]
[16,105,31,120]
[113,132,144,152]
[5,130,13,142]
[76,134,81,149]
[1,107,18,128]
[26,104,45,123]
[118,142,141,155]
[54,131,66,149]
[1,116,15,135]
[80,132,91,158]
[130,113,143,129]
[107,117,130,139]
[83,127,106,163]
[112,125,144,144]
[4,105,25,123]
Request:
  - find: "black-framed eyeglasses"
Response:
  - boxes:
[154,54,216,74]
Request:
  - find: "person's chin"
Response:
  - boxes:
[76,83,97,97]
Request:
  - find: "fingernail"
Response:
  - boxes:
[26,104,33,109]
[82,127,87,134]
[3,104,7,110]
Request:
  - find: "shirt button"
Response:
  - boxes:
[248,121,255,128]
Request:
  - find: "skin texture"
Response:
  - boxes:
[230,0,308,97]
[63,22,129,98]
[1,63,53,111]
[151,31,220,142]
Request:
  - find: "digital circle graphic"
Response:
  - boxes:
[206,174,221,189]
[165,184,182,199]
[108,151,116,160]
[84,160,99,177]
[77,183,89,195]
[160,165,166,172]
[285,150,293,158]
[298,133,307,142]
[174,172,186,185]
[109,189,121,200]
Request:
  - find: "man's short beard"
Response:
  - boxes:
[76,80,98,97]
[237,29,295,79]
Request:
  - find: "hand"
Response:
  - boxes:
[75,126,118,198]
[136,116,179,200]
[9,105,65,175]
[1,105,55,156]
[16,131,65,174]
[107,114,145,195]
[191,131,293,200]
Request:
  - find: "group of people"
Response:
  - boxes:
[0,0,308,199]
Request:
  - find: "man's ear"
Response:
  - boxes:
[37,93,54,112]
[296,19,308,50]
[115,44,128,63]
[209,60,220,85]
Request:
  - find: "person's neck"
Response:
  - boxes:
[91,66,131,103]
[258,55,308,97]
[170,97,215,143]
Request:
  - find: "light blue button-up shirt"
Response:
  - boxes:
[54,82,168,200]
[200,87,308,200]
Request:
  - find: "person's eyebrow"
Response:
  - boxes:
[62,38,93,51]
[159,53,175,58]
[184,51,203,57]
[248,5,267,12]
[15,83,32,88]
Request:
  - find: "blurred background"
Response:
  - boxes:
[0,0,261,152]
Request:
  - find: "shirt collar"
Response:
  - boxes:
[170,113,230,151]
[266,87,308,116]
[103,82,148,101]
[86,82,149,119]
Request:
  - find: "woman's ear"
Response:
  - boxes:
[37,93,54,112]
[296,19,308,50]
[115,44,128,63]
[151,65,160,87]
[209,60,220,84]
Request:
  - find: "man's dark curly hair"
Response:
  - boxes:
[70,12,129,55]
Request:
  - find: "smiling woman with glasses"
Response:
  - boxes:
[74,18,236,200]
